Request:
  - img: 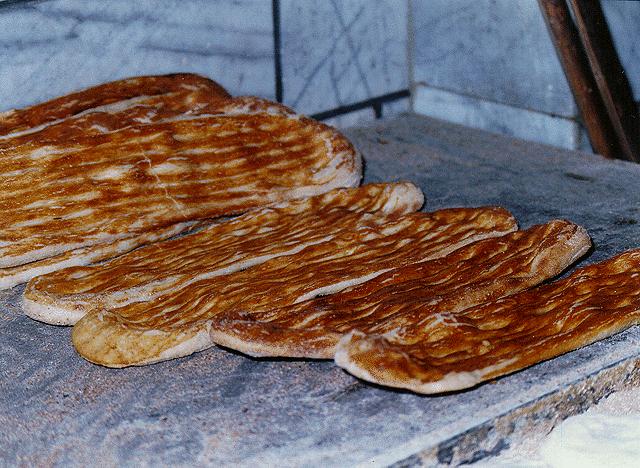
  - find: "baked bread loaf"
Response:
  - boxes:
[0,74,362,287]
[0,73,230,137]
[24,183,424,324]
[209,220,591,358]
[1,219,208,290]
[0,74,231,288]
[335,248,640,394]
[70,206,517,367]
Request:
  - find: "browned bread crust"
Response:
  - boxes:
[335,248,640,394]
[209,220,591,358]
[1,75,362,286]
[0,73,230,136]
[25,183,424,324]
[1,219,208,290]
[70,206,517,367]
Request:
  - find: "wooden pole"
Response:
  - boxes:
[538,0,618,159]
[569,0,640,162]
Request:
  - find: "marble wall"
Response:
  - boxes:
[0,0,409,127]
[280,0,408,116]
[411,0,640,152]
[603,1,640,98]
[0,0,276,108]
[1,0,636,144]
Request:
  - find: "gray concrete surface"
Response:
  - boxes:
[2,114,640,466]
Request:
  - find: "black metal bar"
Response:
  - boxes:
[0,0,46,9]
[373,102,383,119]
[271,0,283,103]
[311,89,410,121]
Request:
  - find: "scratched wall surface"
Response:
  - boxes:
[279,0,408,116]
[0,0,276,109]
[603,0,640,98]
[411,0,640,153]
[411,0,579,150]
[0,0,409,125]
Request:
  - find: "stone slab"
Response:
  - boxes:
[2,114,640,466]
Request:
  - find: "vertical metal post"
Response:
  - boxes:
[538,0,619,159]
[272,0,283,103]
[570,0,640,162]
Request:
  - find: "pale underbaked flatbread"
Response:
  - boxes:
[25,182,424,324]
[335,248,640,394]
[0,77,361,280]
[210,220,591,358]
[71,206,517,367]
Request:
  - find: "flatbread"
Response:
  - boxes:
[0,73,230,136]
[0,74,233,289]
[71,206,517,367]
[335,249,640,394]
[25,182,424,324]
[210,220,591,358]
[0,220,209,290]
[0,87,229,144]
[1,92,361,274]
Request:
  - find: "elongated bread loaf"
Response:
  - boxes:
[0,75,362,287]
[0,73,229,136]
[209,220,591,358]
[335,249,640,394]
[1,220,210,290]
[70,206,517,367]
[25,183,424,324]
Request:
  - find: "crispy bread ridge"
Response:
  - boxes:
[209,220,591,358]
[0,73,230,136]
[0,88,230,144]
[25,182,423,324]
[1,96,362,272]
[0,74,234,289]
[334,248,640,394]
[71,206,517,367]
[1,219,210,292]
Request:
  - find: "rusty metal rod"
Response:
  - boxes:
[569,0,640,162]
[538,0,619,159]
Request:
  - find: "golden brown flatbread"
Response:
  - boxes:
[335,249,640,394]
[0,76,361,285]
[209,220,591,359]
[71,206,517,367]
[0,73,230,136]
[0,219,209,290]
[0,74,232,289]
[25,183,424,324]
